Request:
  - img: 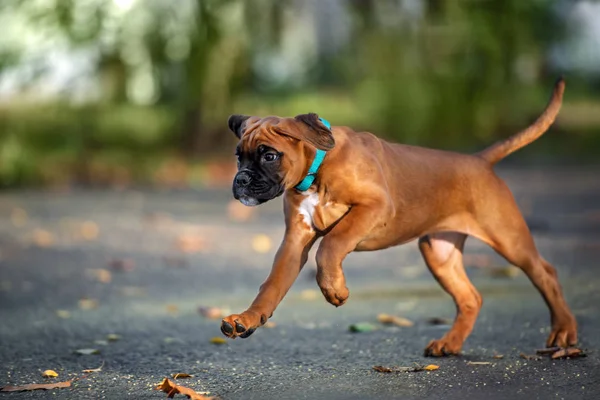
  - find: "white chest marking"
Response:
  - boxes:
[298,192,320,229]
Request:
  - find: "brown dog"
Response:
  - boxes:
[221,78,577,356]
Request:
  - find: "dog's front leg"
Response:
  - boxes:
[316,203,387,307]
[221,226,316,339]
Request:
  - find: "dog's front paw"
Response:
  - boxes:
[221,310,266,339]
[546,319,578,348]
[319,284,349,307]
[424,338,462,357]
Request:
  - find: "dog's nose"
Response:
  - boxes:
[235,172,251,187]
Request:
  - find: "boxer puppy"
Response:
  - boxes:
[221,78,577,356]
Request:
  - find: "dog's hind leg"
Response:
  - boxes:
[475,181,577,348]
[419,232,481,357]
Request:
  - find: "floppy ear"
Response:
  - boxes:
[293,113,335,151]
[228,114,251,139]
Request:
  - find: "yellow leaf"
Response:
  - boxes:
[80,221,99,240]
[78,298,99,310]
[210,337,227,345]
[423,364,439,371]
[106,333,121,341]
[41,370,58,378]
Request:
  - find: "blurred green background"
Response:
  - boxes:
[1,0,599,188]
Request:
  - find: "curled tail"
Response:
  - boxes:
[477,77,565,165]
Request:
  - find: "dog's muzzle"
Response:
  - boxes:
[232,171,283,206]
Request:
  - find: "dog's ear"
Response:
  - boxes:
[228,114,251,139]
[292,113,335,151]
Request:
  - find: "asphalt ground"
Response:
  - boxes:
[1,165,599,399]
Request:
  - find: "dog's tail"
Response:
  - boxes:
[477,77,565,165]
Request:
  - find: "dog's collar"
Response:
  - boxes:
[295,118,331,192]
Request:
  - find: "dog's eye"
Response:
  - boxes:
[262,153,279,162]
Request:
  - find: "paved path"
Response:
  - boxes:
[1,166,599,399]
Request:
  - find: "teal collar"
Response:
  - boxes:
[295,118,331,192]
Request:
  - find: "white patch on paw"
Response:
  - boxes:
[298,191,319,229]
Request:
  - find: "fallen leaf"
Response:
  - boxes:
[78,298,99,310]
[82,361,104,373]
[41,370,58,378]
[106,333,121,342]
[519,353,542,361]
[56,310,71,319]
[80,221,99,240]
[263,321,277,329]
[466,361,492,366]
[1,381,71,392]
[551,347,585,359]
[74,348,100,355]
[427,317,452,326]
[94,340,109,346]
[109,258,136,272]
[373,364,439,373]
[172,373,193,379]
[155,378,213,400]
[493,354,504,359]
[377,313,414,327]
[198,306,228,320]
[536,347,561,355]
[251,234,272,253]
[349,322,378,333]
[210,337,227,345]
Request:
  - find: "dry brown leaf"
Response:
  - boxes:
[172,373,193,379]
[41,370,58,378]
[550,347,585,359]
[373,364,439,373]
[536,347,561,355]
[519,353,542,361]
[493,354,504,359]
[466,361,492,366]
[78,298,99,310]
[251,234,272,253]
[263,321,277,329]
[82,361,104,373]
[1,380,71,392]
[155,378,213,399]
[377,313,414,327]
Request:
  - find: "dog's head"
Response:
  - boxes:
[227,113,335,206]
